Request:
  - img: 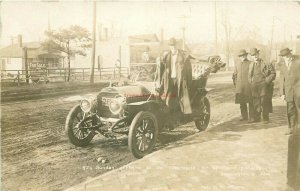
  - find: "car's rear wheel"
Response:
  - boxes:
[128,111,158,159]
[65,105,95,147]
[194,97,210,131]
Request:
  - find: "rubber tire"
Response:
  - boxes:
[65,105,95,147]
[195,97,211,131]
[128,111,158,159]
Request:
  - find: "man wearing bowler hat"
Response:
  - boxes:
[233,49,254,121]
[248,48,276,123]
[277,48,300,191]
[157,37,193,130]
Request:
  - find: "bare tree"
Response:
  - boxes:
[43,25,92,81]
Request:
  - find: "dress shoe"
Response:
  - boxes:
[249,118,260,123]
[263,118,269,124]
[263,120,269,124]
[285,128,293,135]
[239,118,247,121]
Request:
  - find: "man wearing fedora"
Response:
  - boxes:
[157,37,193,129]
[233,49,254,121]
[248,48,276,123]
[277,48,300,191]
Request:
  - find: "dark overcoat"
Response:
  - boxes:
[232,59,252,103]
[248,58,276,98]
[278,55,300,103]
[159,50,192,114]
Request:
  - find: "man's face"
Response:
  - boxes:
[251,53,259,61]
[282,54,291,63]
[239,55,247,62]
[169,45,177,53]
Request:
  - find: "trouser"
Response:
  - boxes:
[287,132,300,190]
[166,79,181,125]
[287,100,300,132]
[240,100,254,120]
[287,97,300,189]
[252,96,269,120]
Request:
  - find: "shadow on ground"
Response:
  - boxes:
[162,105,287,151]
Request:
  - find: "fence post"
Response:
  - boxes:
[82,68,85,80]
[64,69,67,82]
[17,71,20,86]
[99,68,101,80]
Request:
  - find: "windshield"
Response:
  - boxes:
[130,64,157,82]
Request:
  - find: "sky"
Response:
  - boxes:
[1,0,300,47]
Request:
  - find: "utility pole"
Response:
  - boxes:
[23,47,29,84]
[214,0,218,54]
[90,1,96,84]
[178,14,190,51]
[269,16,275,62]
[0,1,2,43]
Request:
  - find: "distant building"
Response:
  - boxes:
[129,34,190,64]
[0,36,64,73]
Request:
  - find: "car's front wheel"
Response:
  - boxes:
[65,105,96,147]
[128,111,158,159]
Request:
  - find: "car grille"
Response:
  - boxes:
[97,91,151,118]
[97,92,119,118]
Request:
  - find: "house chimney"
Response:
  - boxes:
[17,35,22,47]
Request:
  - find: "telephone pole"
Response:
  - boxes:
[90,1,96,83]
[178,14,190,51]
[214,1,218,54]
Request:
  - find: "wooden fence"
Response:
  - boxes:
[1,67,129,85]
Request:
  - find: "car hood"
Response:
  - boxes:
[100,84,152,98]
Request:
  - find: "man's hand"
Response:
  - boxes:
[155,87,161,93]
[280,95,286,101]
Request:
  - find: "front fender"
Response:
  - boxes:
[126,100,162,113]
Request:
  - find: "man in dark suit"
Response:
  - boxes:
[248,48,276,123]
[157,38,193,129]
[233,49,253,121]
[278,48,300,191]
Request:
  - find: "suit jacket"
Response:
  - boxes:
[232,59,252,96]
[278,55,300,102]
[248,58,276,97]
[159,50,192,114]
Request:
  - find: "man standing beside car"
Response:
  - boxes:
[157,37,193,130]
[277,48,300,191]
[233,49,254,122]
[248,48,276,123]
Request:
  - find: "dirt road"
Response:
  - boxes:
[1,75,235,191]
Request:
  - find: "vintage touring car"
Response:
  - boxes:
[65,56,225,158]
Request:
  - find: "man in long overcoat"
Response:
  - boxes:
[248,48,276,122]
[233,49,253,121]
[157,38,192,129]
[277,48,300,191]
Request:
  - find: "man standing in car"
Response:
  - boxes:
[233,49,253,122]
[277,48,300,191]
[157,38,193,129]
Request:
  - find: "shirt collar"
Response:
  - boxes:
[172,50,178,56]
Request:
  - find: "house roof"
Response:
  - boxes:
[128,34,159,43]
[0,42,64,58]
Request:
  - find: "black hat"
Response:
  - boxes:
[279,48,292,56]
[250,48,260,56]
[238,49,248,57]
